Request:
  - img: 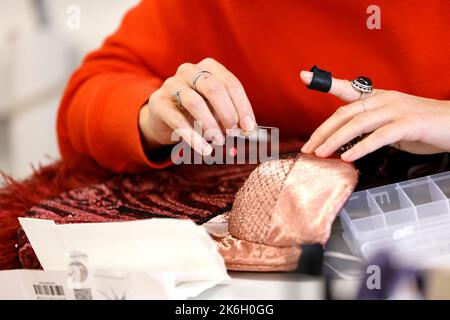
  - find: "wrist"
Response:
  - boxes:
[138,104,161,151]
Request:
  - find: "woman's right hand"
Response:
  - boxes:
[138,58,256,156]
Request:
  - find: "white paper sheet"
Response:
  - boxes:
[19,218,230,299]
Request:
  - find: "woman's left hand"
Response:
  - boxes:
[299,71,450,162]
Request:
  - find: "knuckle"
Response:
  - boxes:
[149,90,165,105]
[163,76,176,88]
[200,57,216,65]
[177,63,192,75]
[138,104,149,121]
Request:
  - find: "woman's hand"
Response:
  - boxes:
[138,58,256,156]
[299,71,450,162]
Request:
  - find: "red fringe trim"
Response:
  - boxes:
[0,156,113,270]
[0,139,306,270]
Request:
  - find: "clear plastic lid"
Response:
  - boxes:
[340,171,450,265]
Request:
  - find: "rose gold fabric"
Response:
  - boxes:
[204,213,301,271]
[227,157,297,245]
[214,234,301,271]
[228,154,358,247]
[201,153,358,272]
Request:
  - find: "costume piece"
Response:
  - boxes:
[229,154,358,246]
[15,160,300,271]
[3,142,450,271]
[306,65,332,93]
[16,162,257,269]
[0,140,302,270]
[204,213,301,271]
[16,151,358,272]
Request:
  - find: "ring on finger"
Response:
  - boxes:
[351,76,373,99]
[362,99,369,112]
[172,86,188,110]
[193,70,211,91]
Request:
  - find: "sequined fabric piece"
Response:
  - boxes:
[228,154,358,246]
[227,157,297,245]
[17,150,358,272]
[17,163,257,268]
[204,213,301,271]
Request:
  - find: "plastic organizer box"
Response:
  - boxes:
[340,171,450,266]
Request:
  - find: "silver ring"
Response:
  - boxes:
[351,76,373,99]
[171,86,188,109]
[193,70,211,91]
[362,99,368,112]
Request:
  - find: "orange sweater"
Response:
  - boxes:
[57,0,450,172]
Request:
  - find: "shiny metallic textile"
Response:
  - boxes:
[229,154,358,247]
[17,163,256,269]
[204,213,301,271]
[17,152,358,272]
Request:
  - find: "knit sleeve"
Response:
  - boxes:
[57,0,190,172]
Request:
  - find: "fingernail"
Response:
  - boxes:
[341,149,354,161]
[228,125,240,137]
[214,133,225,146]
[203,143,213,156]
[242,116,255,132]
[300,71,313,84]
[315,143,328,156]
[301,140,312,153]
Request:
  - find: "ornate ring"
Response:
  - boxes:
[351,76,373,99]
[193,70,211,91]
[171,86,188,109]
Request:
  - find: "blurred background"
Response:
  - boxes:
[0,0,139,179]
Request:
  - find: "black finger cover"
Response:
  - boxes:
[306,65,332,93]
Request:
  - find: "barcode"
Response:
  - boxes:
[33,284,65,296]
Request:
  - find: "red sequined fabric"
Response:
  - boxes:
[17,163,257,269]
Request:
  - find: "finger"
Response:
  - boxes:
[393,141,445,155]
[163,77,225,145]
[341,121,408,162]
[314,106,399,157]
[300,71,385,102]
[177,61,239,130]
[201,59,256,132]
[155,97,212,156]
[301,95,386,153]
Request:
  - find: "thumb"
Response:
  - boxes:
[300,70,363,103]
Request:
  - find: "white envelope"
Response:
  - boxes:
[19,218,230,299]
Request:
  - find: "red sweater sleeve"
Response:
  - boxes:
[57,1,178,172]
